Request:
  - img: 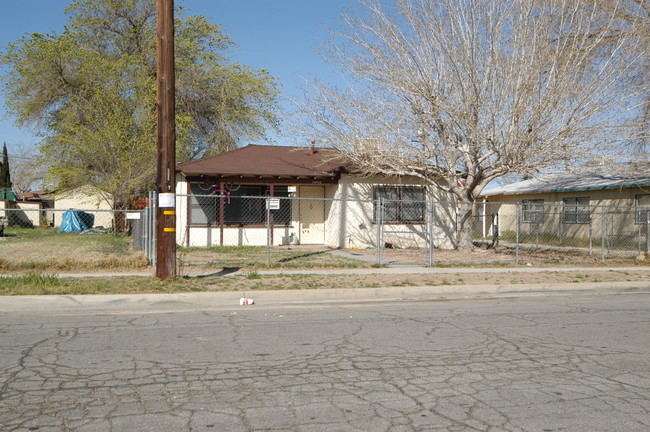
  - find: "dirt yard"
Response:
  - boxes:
[349,245,648,267]
[199,268,650,293]
[179,245,650,290]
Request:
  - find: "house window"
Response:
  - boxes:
[373,186,425,223]
[189,183,218,225]
[562,197,590,224]
[635,194,650,224]
[522,199,544,223]
[189,184,291,227]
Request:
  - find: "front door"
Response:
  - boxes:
[299,186,325,244]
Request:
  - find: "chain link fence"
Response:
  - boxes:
[1,193,647,269]
[176,194,649,266]
[0,207,135,232]
[176,194,443,266]
[0,203,151,269]
[471,201,650,263]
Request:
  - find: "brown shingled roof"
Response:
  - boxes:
[16,190,52,202]
[178,145,350,179]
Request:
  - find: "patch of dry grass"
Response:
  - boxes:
[0,255,149,272]
[1,269,649,296]
[0,226,148,272]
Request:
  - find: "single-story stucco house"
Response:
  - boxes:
[480,163,650,248]
[175,144,456,249]
[1,187,114,229]
[15,190,55,227]
[0,190,54,228]
[52,186,114,228]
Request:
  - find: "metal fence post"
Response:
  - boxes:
[375,198,382,265]
[589,217,593,255]
[515,204,520,265]
[481,201,487,238]
[601,206,605,262]
[266,197,271,266]
[149,190,157,266]
[646,211,649,254]
[428,201,435,267]
[455,205,460,245]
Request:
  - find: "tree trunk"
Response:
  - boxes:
[457,201,475,250]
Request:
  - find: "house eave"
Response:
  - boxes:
[183,174,340,185]
[483,182,650,198]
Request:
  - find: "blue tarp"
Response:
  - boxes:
[57,210,95,233]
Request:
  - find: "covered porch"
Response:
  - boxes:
[175,145,348,247]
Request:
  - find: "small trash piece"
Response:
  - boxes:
[239,298,254,305]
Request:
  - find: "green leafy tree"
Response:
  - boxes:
[1,0,280,208]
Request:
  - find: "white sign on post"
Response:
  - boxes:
[267,198,280,210]
[159,193,176,208]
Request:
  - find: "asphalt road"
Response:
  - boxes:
[1,288,649,432]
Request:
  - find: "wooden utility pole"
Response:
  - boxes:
[156,0,176,279]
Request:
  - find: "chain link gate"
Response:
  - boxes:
[131,191,157,265]
[375,197,433,266]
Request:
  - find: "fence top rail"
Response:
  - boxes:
[165,193,650,213]
[0,208,143,213]
[179,193,377,204]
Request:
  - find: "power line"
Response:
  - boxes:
[7,154,38,161]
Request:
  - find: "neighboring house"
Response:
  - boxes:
[52,186,113,228]
[0,199,8,229]
[480,163,650,245]
[15,190,55,227]
[0,190,54,228]
[176,144,455,249]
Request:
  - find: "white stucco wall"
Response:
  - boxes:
[1,200,51,228]
[325,174,456,250]
[53,186,113,228]
[14,201,43,227]
[175,176,301,247]
[483,186,650,242]
[0,200,8,221]
[175,173,457,249]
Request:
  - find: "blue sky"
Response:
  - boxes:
[0,0,355,155]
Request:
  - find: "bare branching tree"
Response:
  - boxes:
[292,0,647,249]
[566,0,650,156]
[6,142,45,194]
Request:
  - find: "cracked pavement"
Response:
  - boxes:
[1,290,649,431]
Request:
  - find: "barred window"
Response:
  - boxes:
[562,197,590,224]
[373,186,425,224]
[189,184,216,226]
[189,184,291,227]
[522,199,544,223]
[635,194,650,224]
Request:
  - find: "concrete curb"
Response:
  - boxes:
[1,280,648,313]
